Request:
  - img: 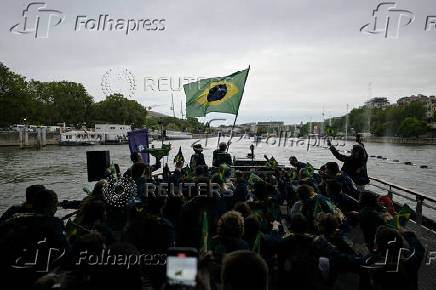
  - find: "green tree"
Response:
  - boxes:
[29,81,94,126]
[90,94,147,128]
[0,62,33,127]
[166,122,179,131]
[399,117,427,138]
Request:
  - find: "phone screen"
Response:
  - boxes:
[167,253,197,287]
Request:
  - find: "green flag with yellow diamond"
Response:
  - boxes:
[219,163,231,182]
[248,173,263,186]
[388,204,414,229]
[264,155,278,169]
[326,126,337,137]
[184,67,250,118]
[173,146,185,163]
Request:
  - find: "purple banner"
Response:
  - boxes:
[127,128,150,163]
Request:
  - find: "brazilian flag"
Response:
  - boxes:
[326,126,337,137]
[143,144,171,161]
[303,162,314,177]
[184,67,250,118]
[65,219,88,241]
[288,168,298,181]
[109,162,118,180]
[388,204,414,229]
[248,173,263,186]
[173,146,185,163]
[219,163,231,182]
[183,165,193,180]
[264,155,278,169]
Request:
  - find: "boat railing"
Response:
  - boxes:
[368,177,436,226]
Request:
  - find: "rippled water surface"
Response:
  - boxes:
[1,137,435,218]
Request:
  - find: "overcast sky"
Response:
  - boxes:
[1,0,436,125]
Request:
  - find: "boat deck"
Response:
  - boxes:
[407,221,436,290]
[279,206,436,289]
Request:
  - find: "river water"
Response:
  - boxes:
[0,137,435,218]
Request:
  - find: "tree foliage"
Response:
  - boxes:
[325,102,429,137]
[0,62,33,127]
[399,117,428,138]
[0,62,151,129]
[145,116,207,133]
[29,80,93,126]
[89,94,147,128]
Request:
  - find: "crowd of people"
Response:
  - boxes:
[0,140,426,290]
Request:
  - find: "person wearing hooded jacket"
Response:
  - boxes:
[327,139,369,191]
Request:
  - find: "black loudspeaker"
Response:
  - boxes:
[86,151,110,182]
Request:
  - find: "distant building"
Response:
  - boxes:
[397,94,428,106]
[218,125,234,133]
[396,95,435,119]
[239,122,257,133]
[365,97,390,109]
[428,97,436,119]
[95,124,131,143]
[257,121,284,127]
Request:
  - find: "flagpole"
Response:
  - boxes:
[227,65,250,152]
[226,114,238,152]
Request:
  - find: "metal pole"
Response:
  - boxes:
[171,93,176,118]
[345,104,349,142]
[24,129,29,146]
[160,122,164,147]
[226,65,249,152]
[217,131,221,149]
[322,107,325,137]
[416,196,424,226]
[226,114,238,152]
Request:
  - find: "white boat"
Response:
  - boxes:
[253,136,262,142]
[166,130,192,140]
[95,124,131,144]
[60,130,103,145]
[150,130,192,140]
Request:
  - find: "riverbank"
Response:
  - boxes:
[363,136,436,145]
[0,131,59,147]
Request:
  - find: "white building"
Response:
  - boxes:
[94,124,131,144]
[60,131,103,145]
[365,97,390,110]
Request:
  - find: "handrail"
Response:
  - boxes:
[369,177,436,203]
[368,176,436,226]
